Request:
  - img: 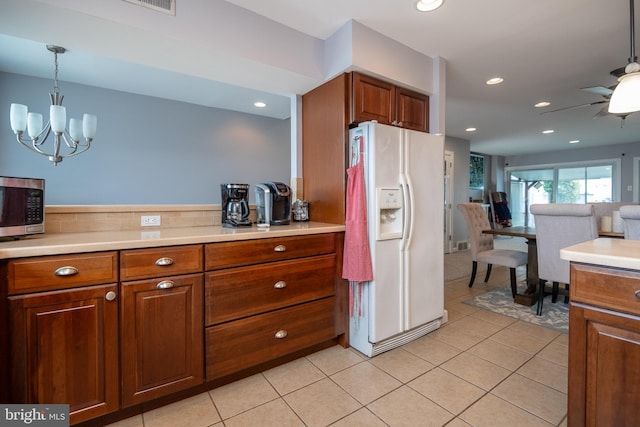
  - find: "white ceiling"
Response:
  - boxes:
[1,0,639,157]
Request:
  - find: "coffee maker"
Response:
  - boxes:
[220,183,252,227]
[255,182,291,225]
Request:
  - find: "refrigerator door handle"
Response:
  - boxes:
[400,174,412,251]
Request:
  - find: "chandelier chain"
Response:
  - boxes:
[53,51,60,96]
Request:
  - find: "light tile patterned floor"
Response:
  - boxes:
[107,258,568,427]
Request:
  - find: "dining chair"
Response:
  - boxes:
[530,203,598,315]
[620,205,640,239]
[457,203,528,297]
[489,191,513,229]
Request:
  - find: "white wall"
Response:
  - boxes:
[1,72,291,205]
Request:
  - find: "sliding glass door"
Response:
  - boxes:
[507,161,617,226]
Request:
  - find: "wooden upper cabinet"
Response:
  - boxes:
[351,72,429,132]
[352,72,394,125]
[395,86,430,132]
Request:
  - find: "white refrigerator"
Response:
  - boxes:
[348,121,444,357]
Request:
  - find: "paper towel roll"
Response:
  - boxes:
[601,215,612,232]
[612,210,624,233]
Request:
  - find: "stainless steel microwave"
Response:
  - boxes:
[0,176,45,238]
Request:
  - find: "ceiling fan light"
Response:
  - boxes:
[608,71,640,114]
[416,0,444,12]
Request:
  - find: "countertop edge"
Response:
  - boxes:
[560,238,640,270]
[0,222,345,259]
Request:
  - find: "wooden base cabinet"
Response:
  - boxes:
[568,262,640,426]
[7,252,119,425]
[120,273,204,407]
[4,233,343,425]
[9,283,120,425]
[119,245,204,407]
[204,234,341,381]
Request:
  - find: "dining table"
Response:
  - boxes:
[482,226,624,306]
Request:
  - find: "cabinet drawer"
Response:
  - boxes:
[205,234,335,270]
[8,252,118,295]
[120,244,203,281]
[571,263,640,314]
[205,254,335,325]
[205,297,335,380]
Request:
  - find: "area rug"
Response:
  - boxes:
[463,287,568,334]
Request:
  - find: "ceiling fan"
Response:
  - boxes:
[541,66,634,122]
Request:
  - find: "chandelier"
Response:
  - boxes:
[9,45,97,165]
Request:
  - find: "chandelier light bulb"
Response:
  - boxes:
[27,113,43,138]
[10,103,28,133]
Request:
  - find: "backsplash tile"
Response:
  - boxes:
[44,205,242,233]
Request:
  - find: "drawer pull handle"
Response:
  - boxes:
[54,266,78,276]
[635,290,640,300]
[105,291,117,301]
[274,281,287,289]
[274,245,287,252]
[274,330,288,339]
[156,280,175,289]
[155,257,174,266]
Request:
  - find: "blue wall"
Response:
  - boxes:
[0,72,291,205]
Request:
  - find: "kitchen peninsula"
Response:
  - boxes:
[560,238,640,426]
[0,220,346,426]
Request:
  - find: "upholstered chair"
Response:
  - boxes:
[620,205,640,239]
[457,203,528,298]
[530,203,598,315]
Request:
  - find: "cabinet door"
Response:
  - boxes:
[395,86,429,132]
[569,303,640,426]
[120,273,204,407]
[352,72,394,125]
[9,284,119,425]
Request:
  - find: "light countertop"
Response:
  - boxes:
[0,222,345,259]
[560,238,640,270]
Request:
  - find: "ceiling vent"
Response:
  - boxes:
[123,0,175,15]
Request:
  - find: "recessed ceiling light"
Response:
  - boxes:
[535,101,551,108]
[542,129,555,134]
[486,77,504,85]
[465,127,477,132]
[415,0,445,12]
[569,140,580,144]
[254,101,267,108]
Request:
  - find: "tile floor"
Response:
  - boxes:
[107,264,568,427]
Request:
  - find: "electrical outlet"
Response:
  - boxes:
[141,215,161,227]
[141,230,161,239]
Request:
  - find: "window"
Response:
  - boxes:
[470,154,485,189]
[506,160,619,226]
